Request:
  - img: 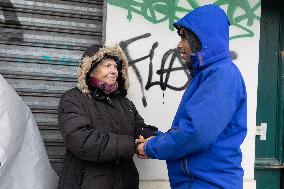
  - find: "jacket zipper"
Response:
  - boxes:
[79,162,86,187]
[114,135,121,189]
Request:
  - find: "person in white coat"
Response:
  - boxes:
[0,74,58,189]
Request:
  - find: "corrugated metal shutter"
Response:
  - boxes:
[0,0,104,174]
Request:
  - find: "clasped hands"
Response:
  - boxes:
[135,135,155,159]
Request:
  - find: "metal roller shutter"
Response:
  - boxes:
[0,0,104,174]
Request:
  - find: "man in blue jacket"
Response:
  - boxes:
[136,4,247,189]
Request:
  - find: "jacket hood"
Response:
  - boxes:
[77,45,129,95]
[174,4,230,69]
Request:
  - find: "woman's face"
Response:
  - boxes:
[90,59,118,85]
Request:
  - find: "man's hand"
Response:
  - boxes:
[135,135,155,159]
[136,142,148,159]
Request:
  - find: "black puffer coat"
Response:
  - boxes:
[57,46,156,189]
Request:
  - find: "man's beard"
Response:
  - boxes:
[187,58,194,74]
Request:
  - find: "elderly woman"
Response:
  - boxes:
[57,45,157,189]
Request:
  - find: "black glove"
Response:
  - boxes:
[135,125,158,139]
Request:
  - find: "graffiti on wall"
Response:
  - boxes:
[119,33,237,106]
[119,33,191,106]
[107,0,260,39]
[106,0,248,106]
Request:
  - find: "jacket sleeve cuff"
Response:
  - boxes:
[144,139,156,159]
[156,131,164,136]
[117,135,135,159]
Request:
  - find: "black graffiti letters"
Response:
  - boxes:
[119,33,190,107]
[146,48,190,91]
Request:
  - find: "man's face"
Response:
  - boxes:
[177,28,192,62]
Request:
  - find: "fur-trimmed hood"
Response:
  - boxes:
[77,45,129,95]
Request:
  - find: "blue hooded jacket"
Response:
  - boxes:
[144,5,247,189]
